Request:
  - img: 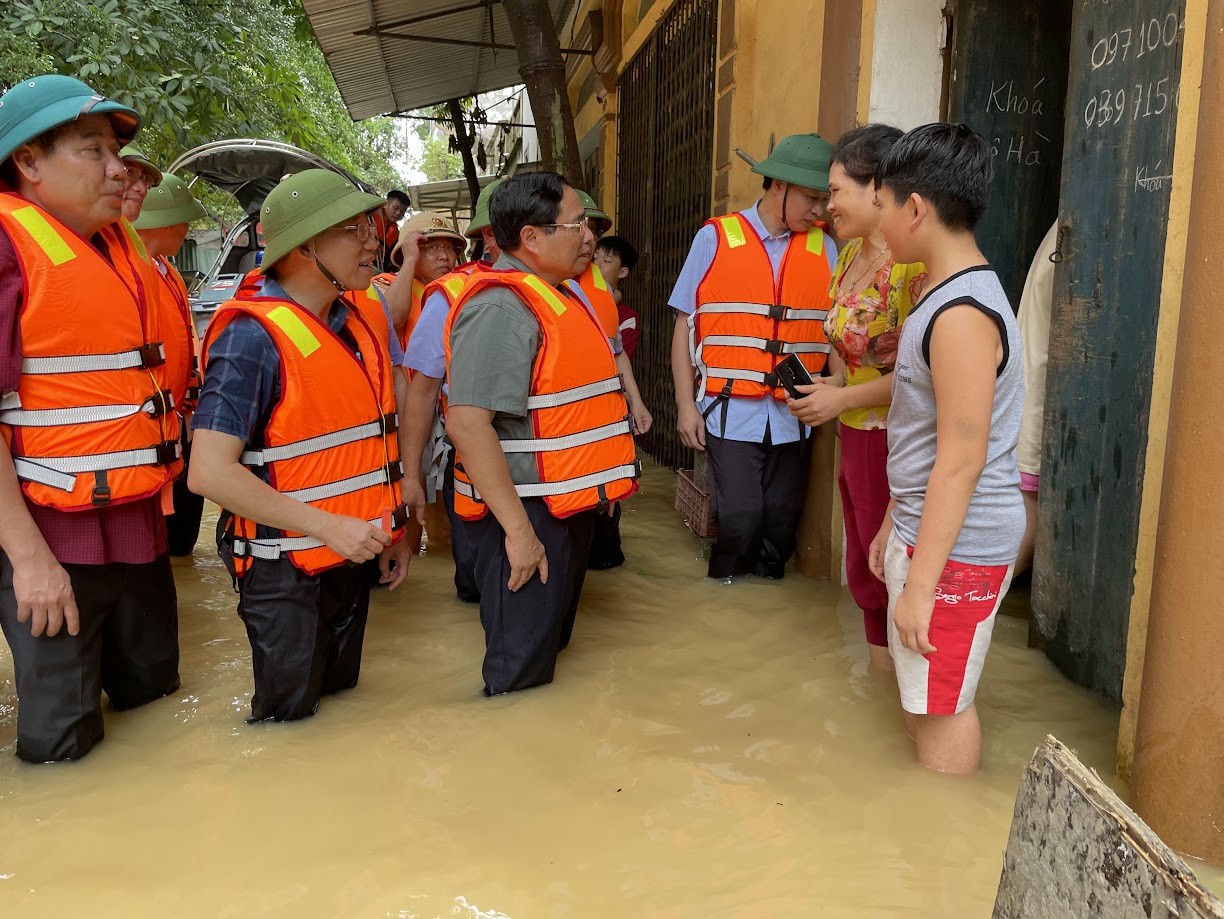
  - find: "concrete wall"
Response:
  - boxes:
[866,0,945,128]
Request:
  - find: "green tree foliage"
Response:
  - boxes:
[416,134,464,183]
[0,0,406,191]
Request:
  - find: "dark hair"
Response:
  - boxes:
[875,122,993,231]
[762,177,773,191]
[490,172,569,252]
[594,235,638,270]
[831,123,903,185]
[386,189,409,204]
[0,125,73,189]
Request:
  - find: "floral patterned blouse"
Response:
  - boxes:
[824,238,927,430]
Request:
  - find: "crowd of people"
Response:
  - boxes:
[0,72,1039,778]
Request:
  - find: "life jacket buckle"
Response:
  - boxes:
[382,412,400,435]
[138,343,166,369]
[145,389,174,417]
[91,470,111,506]
[387,461,404,485]
[765,338,786,355]
[155,441,179,465]
[768,304,786,320]
[763,372,779,389]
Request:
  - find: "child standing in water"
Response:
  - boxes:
[868,124,1024,775]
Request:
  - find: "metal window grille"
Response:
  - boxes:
[616,0,718,470]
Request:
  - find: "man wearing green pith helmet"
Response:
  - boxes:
[189,168,413,724]
[669,133,839,581]
[133,174,210,556]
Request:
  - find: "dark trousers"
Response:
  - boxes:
[167,443,205,557]
[461,499,595,696]
[442,455,480,602]
[235,556,376,722]
[587,503,625,570]
[0,553,180,763]
[705,432,808,580]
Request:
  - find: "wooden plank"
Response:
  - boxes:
[1032,0,1187,701]
[994,737,1224,919]
[947,0,1073,305]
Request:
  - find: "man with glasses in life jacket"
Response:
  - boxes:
[670,133,839,582]
[444,172,640,695]
[0,75,183,762]
[132,173,210,557]
[189,169,411,723]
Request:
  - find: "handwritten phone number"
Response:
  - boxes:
[1083,78,1180,129]
[1091,13,1184,70]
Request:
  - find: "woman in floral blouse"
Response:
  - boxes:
[788,124,926,671]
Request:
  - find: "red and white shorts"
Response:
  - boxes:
[884,529,1014,715]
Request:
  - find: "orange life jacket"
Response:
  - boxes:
[152,254,201,417]
[444,269,639,521]
[201,292,406,576]
[692,213,833,401]
[571,263,620,343]
[0,196,180,509]
[235,267,264,300]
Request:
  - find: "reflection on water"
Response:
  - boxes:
[0,461,1169,917]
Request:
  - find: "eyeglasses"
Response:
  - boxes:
[337,219,377,241]
[124,165,153,187]
[535,216,590,233]
[422,241,460,256]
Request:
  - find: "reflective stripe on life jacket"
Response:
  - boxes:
[691,212,833,401]
[201,292,405,576]
[0,196,180,508]
[443,269,639,521]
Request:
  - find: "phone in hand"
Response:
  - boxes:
[775,354,814,400]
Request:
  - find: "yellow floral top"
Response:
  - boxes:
[824,238,928,430]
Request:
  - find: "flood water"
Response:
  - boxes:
[0,460,1151,917]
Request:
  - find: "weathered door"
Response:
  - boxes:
[616,0,718,470]
[946,0,1073,305]
[1033,0,1188,700]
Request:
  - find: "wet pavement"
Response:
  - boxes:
[0,460,1165,918]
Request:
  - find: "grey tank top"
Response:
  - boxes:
[886,266,1025,565]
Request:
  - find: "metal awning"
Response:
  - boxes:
[300,0,582,121]
[408,174,499,220]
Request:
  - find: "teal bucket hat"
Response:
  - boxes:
[133,175,207,230]
[751,133,833,192]
[259,169,386,272]
[0,75,141,164]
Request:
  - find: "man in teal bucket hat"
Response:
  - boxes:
[669,133,839,582]
[189,168,414,724]
[0,75,184,763]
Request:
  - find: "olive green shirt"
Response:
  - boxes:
[446,252,545,485]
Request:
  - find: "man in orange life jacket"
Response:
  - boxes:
[189,169,412,723]
[377,210,466,353]
[372,188,408,273]
[445,172,640,695]
[670,134,838,581]
[0,75,182,762]
[133,174,209,556]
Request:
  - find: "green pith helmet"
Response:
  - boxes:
[259,169,386,273]
[466,178,504,239]
[132,175,206,230]
[577,189,611,234]
[119,145,163,185]
[0,74,141,164]
[751,133,833,192]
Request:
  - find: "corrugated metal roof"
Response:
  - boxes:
[301,0,580,120]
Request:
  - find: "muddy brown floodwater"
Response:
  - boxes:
[0,460,1203,918]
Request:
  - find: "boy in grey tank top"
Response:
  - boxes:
[866,124,1024,776]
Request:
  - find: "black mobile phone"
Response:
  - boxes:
[775,354,814,399]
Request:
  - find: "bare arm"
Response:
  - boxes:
[0,440,78,637]
[188,429,390,564]
[399,370,443,524]
[446,405,546,590]
[615,350,652,435]
[892,307,1001,653]
[671,313,705,450]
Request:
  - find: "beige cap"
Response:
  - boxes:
[390,210,466,267]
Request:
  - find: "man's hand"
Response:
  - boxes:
[505,522,547,592]
[401,476,427,526]
[676,403,706,451]
[893,586,937,655]
[631,400,653,435]
[787,379,845,427]
[13,551,79,638]
[317,513,392,564]
[378,537,413,589]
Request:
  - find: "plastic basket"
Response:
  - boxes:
[675,468,717,538]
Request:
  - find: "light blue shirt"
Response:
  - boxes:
[403,267,618,381]
[668,203,838,445]
[370,287,405,367]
